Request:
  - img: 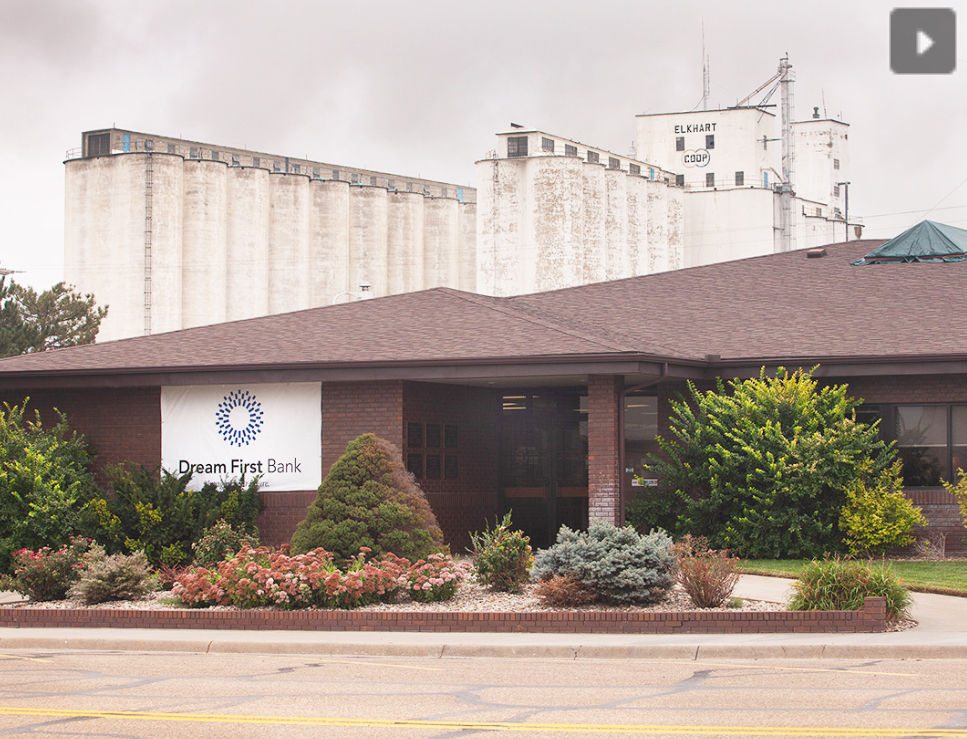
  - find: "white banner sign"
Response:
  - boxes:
[161,383,321,491]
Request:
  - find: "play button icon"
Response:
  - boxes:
[891,8,957,74]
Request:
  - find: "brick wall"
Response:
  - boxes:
[321,381,404,473]
[0,596,887,634]
[0,387,161,486]
[588,375,621,524]
[402,382,500,551]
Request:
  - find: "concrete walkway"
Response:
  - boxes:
[0,575,965,660]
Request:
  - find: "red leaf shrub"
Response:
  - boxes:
[172,545,468,610]
[674,534,740,609]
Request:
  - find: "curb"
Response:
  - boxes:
[3,635,967,660]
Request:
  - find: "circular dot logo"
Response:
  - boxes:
[215,390,264,447]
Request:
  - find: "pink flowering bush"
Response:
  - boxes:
[171,545,467,610]
[402,553,471,603]
[1,537,92,602]
[673,534,740,609]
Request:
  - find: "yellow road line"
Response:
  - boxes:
[1,706,965,736]
[310,658,443,672]
[0,654,52,663]
[635,660,917,678]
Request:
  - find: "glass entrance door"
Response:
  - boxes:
[499,392,588,549]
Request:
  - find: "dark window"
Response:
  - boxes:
[387,179,395,190]
[167,143,175,154]
[190,147,201,159]
[273,161,281,171]
[676,136,685,152]
[441,187,447,198]
[407,182,413,192]
[706,172,715,187]
[351,173,359,184]
[706,134,715,149]
[425,423,441,448]
[507,136,528,158]
[425,454,441,479]
[86,133,111,157]
[312,167,321,178]
[211,150,220,161]
[370,176,377,186]
[896,405,948,486]
[252,156,260,168]
[332,169,340,180]
[834,158,841,170]
[565,144,577,157]
[587,151,600,164]
[675,174,685,187]
[444,424,458,449]
[608,157,621,170]
[833,185,840,197]
[406,454,423,479]
[863,404,967,487]
[407,422,424,448]
[291,163,300,174]
[735,171,744,186]
[144,139,154,151]
[542,137,555,153]
[445,455,459,480]
[629,163,641,176]
[232,154,240,167]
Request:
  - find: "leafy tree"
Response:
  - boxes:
[0,277,108,356]
[647,367,895,558]
[290,433,445,563]
[0,402,99,573]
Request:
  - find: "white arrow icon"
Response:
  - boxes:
[917,29,935,55]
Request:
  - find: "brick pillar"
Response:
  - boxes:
[588,374,622,525]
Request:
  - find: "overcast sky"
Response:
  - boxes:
[1,0,964,290]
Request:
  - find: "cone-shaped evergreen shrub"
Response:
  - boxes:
[290,433,445,563]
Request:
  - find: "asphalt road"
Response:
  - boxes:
[1,650,967,738]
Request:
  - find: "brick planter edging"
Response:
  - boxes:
[0,597,887,634]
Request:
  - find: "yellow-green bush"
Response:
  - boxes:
[840,460,926,556]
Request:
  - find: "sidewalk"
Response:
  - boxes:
[0,576,965,660]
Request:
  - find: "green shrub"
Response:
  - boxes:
[1,537,92,601]
[532,521,675,605]
[673,534,740,609]
[625,487,683,537]
[788,557,912,622]
[0,402,99,573]
[69,544,153,605]
[84,464,262,566]
[192,519,260,568]
[469,513,532,593]
[290,434,445,564]
[649,367,895,558]
[840,459,926,556]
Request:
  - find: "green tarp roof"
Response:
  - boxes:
[852,220,967,265]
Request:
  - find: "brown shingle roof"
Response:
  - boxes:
[0,239,964,379]
[512,239,967,361]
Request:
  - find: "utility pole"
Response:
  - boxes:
[779,55,795,252]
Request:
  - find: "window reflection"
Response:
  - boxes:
[895,406,946,487]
